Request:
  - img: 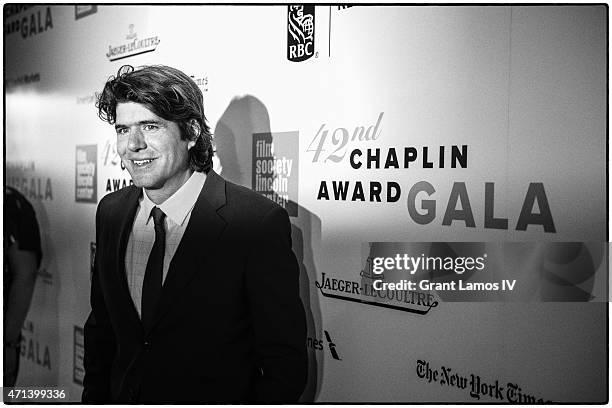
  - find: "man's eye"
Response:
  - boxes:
[143,124,158,131]
[116,128,129,135]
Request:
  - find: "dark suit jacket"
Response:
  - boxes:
[82,170,307,403]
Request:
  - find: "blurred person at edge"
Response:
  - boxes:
[4,187,42,387]
[82,65,307,403]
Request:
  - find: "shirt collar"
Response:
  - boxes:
[141,171,207,226]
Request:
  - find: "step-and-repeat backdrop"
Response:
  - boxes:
[4,5,607,402]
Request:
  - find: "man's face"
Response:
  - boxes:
[115,102,192,196]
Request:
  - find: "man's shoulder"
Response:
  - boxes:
[218,178,290,230]
[223,179,283,215]
[97,185,140,214]
[5,186,35,216]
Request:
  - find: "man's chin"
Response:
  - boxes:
[129,176,162,190]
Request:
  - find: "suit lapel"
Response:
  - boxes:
[148,170,227,334]
[108,186,143,333]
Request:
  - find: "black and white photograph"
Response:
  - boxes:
[3,3,608,403]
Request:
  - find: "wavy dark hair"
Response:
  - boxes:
[96,65,213,173]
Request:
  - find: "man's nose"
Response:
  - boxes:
[127,128,146,151]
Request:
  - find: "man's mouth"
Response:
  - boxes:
[132,159,156,167]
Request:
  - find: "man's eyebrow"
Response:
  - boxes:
[114,120,164,129]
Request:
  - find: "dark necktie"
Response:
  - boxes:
[141,206,166,331]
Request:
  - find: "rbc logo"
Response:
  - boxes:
[287,5,315,62]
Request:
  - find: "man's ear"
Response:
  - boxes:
[188,119,200,150]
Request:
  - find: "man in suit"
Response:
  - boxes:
[83,65,307,403]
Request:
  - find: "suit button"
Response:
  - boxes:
[143,340,151,350]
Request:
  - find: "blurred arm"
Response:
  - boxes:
[246,206,308,402]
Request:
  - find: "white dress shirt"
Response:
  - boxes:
[125,171,207,317]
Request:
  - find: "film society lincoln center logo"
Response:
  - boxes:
[287,5,315,62]
[252,132,299,216]
[76,145,97,203]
